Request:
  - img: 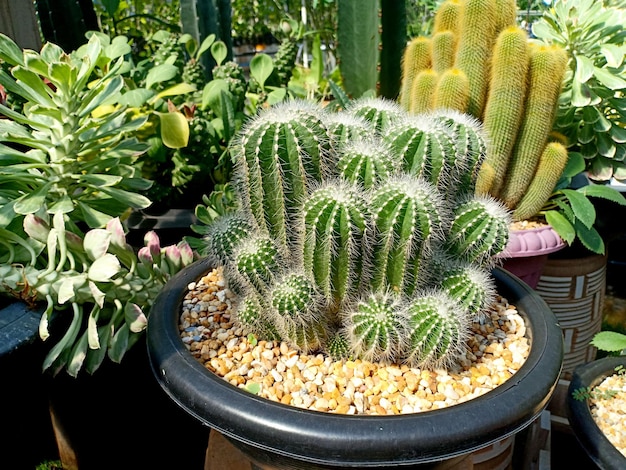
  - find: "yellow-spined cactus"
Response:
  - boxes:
[399,37,432,110]
[409,69,439,114]
[476,26,530,197]
[433,68,469,113]
[432,31,457,73]
[499,45,569,208]
[398,0,570,224]
[513,142,569,221]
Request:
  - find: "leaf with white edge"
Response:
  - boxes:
[106,217,127,249]
[88,281,106,308]
[88,253,121,282]
[87,307,101,349]
[67,334,88,377]
[0,32,25,65]
[591,331,626,352]
[85,324,111,374]
[594,66,626,91]
[58,278,76,304]
[125,303,147,333]
[108,324,130,363]
[84,228,111,260]
[159,111,189,149]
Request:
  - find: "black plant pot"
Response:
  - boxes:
[567,356,626,470]
[147,258,564,469]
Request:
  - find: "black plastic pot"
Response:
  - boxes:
[567,356,626,470]
[147,258,564,469]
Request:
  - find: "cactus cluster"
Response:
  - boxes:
[202,98,511,369]
[399,0,569,222]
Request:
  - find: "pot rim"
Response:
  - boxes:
[567,356,626,470]
[147,257,564,467]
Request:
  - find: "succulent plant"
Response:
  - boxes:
[196,97,511,369]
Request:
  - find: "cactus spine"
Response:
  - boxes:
[433,0,463,34]
[212,99,511,368]
[433,68,470,113]
[399,37,432,110]
[409,69,439,114]
[432,31,457,73]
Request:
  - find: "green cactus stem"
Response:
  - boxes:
[323,113,374,151]
[433,68,470,113]
[401,290,470,368]
[409,69,439,114]
[478,26,530,197]
[369,176,446,296]
[446,194,511,266]
[303,180,369,308]
[200,212,255,261]
[326,330,352,360]
[345,291,405,363]
[399,37,432,110]
[453,0,498,118]
[231,100,329,250]
[337,137,397,189]
[235,295,282,341]
[347,97,406,133]
[499,45,569,209]
[269,272,326,352]
[513,142,569,222]
[231,234,281,293]
[494,0,518,33]
[383,117,459,193]
[439,262,496,317]
[431,109,487,195]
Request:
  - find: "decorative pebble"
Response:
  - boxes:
[179,267,532,416]
[588,372,626,457]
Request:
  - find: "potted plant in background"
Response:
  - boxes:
[567,330,626,469]
[0,32,211,469]
[147,86,564,469]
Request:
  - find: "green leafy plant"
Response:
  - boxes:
[0,33,195,375]
[193,98,512,368]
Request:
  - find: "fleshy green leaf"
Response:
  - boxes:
[145,63,179,89]
[249,54,274,89]
[0,32,25,65]
[84,228,112,261]
[88,253,121,282]
[211,41,228,66]
[159,111,190,149]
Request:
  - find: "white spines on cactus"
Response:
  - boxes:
[346,97,407,133]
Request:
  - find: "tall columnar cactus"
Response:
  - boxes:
[398,0,570,223]
[399,37,432,110]
[211,98,512,369]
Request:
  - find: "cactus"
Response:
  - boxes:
[399,37,432,110]
[433,0,463,34]
[207,99,512,368]
[231,100,329,250]
[200,212,254,260]
[401,290,470,368]
[302,180,369,308]
[432,31,457,73]
[433,68,470,113]
[409,70,439,114]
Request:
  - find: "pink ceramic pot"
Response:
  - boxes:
[499,224,565,289]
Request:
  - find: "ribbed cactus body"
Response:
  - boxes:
[432,31,457,73]
[447,195,511,265]
[369,176,445,295]
[326,331,351,360]
[270,272,326,352]
[232,235,280,292]
[324,113,374,152]
[479,26,530,197]
[513,142,569,222]
[440,263,496,317]
[347,97,406,133]
[454,0,498,118]
[233,101,329,249]
[409,69,438,114]
[500,46,569,209]
[432,110,486,194]
[399,37,432,111]
[235,295,281,341]
[401,291,468,368]
[345,292,405,363]
[433,68,470,113]
[201,213,255,261]
[303,181,369,307]
[383,118,458,192]
[337,138,396,189]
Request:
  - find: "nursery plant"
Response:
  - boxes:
[0,32,195,376]
[397,0,626,255]
[195,97,511,366]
